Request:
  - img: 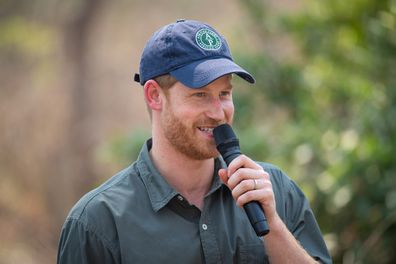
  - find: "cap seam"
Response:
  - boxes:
[164,23,174,69]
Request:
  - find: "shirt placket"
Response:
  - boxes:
[199,197,222,264]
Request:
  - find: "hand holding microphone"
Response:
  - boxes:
[214,124,270,236]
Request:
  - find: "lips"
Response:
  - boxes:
[198,127,215,136]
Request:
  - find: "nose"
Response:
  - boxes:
[205,97,226,122]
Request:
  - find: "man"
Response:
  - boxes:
[57,19,331,263]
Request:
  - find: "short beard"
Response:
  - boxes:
[161,107,219,160]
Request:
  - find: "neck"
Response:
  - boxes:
[150,137,215,210]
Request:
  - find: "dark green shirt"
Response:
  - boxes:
[57,140,331,263]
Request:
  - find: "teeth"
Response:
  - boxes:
[199,127,214,133]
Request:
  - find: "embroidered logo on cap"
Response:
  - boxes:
[195,28,222,50]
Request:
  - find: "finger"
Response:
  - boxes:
[231,178,256,199]
[227,155,262,177]
[227,168,270,190]
[235,178,273,205]
[235,188,273,208]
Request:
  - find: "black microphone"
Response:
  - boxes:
[213,124,270,236]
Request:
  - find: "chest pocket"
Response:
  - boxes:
[236,243,268,264]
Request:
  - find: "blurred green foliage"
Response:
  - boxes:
[99,129,149,166]
[0,14,56,63]
[236,0,396,263]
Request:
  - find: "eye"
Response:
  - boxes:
[220,91,231,98]
[193,92,206,98]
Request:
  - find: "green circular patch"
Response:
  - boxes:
[195,28,222,50]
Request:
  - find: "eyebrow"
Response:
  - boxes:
[198,85,233,93]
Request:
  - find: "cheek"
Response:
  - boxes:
[223,101,234,119]
[170,105,197,123]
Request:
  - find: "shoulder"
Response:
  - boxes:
[68,165,135,218]
[58,164,142,257]
[256,162,331,263]
[64,163,145,236]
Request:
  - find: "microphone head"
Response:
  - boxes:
[213,124,241,165]
[213,124,237,145]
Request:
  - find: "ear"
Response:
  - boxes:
[144,80,163,111]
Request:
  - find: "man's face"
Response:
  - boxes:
[160,75,234,160]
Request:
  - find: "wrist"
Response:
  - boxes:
[266,213,286,234]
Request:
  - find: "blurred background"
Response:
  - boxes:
[1,0,395,263]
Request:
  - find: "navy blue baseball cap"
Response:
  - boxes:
[134,19,255,88]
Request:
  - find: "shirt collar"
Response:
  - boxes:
[136,139,225,212]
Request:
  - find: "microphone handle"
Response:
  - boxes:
[224,153,270,236]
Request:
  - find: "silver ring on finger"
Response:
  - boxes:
[253,179,258,190]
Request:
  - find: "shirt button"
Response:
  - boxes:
[202,224,208,230]
[177,195,184,201]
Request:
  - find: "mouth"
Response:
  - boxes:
[198,127,215,137]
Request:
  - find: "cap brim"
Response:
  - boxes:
[170,58,255,88]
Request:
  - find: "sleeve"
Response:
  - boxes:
[57,218,120,264]
[284,179,332,264]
